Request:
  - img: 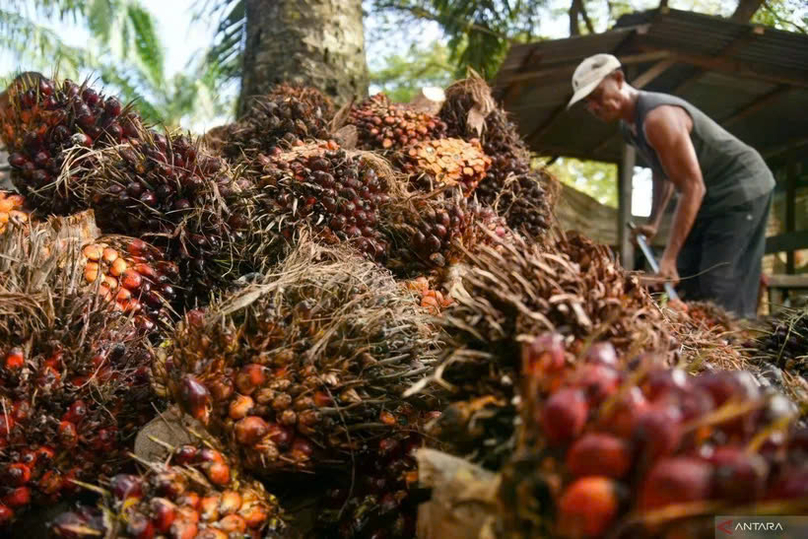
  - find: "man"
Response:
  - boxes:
[567,54,774,319]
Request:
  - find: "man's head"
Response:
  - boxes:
[567,54,631,122]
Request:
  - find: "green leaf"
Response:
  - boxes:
[126,3,165,87]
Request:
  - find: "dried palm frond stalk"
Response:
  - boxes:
[162,238,443,475]
[50,440,289,538]
[496,330,805,539]
[220,83,334,162]
[0,216,159,526]
[349,93,447,153]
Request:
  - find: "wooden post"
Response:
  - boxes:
[617,143,636,269]
[786,150,797,275]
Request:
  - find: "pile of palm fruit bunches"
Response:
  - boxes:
[0,70,804,539]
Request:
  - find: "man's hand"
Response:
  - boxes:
[631,223,658,244]
[658,254,680,285]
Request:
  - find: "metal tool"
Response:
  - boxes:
[628,222,680,302]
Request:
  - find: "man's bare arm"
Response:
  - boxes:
[644,105,705,279]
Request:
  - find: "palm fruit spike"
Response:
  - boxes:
[495,335,804,539]
[398,138,491,197]
[383,191,470,272]
[349,93,447,152]
[221,83,334,162]
[81,236,180,329]
[317,433,423,538]
[163,240,441,475]
[50,442,287,538]
[244,140,392,261]
[2,75,143,215]
[0,191,30,233]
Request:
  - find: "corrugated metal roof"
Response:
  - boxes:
[496,7,808,163]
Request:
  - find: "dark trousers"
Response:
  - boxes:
[676,191,772,319]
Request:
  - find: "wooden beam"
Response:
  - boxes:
[766,274,808,288]
[670,26,766,95]
[502,51,671,85]
[499,48,544,102]
[720,85,791,127]
[786,150,797,274]
[632,59,676,89]
[765,231,808,255]
[532,143,619,164]
[635,45,808,89]
[617,143,636,269]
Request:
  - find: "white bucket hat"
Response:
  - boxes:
[567,53,622,109]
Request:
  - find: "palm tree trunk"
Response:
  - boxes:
[730,0,765,22]
[239,0,369,114]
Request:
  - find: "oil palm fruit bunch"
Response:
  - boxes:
[2,74,144,215]
[0,214,159,526]
[397,137,491,196]
[494,170,554,238]
[439,72,531,200]
[497,334,805,538]
[0,191,31,233]
[221,83,333,162]
[243,141,393,262]
[383,190,471,272]
[50,442,288,538]
[751,307,808,378]
[162,241,441,475]
[467,202,517,253]
[349,93,447,152]
[80,236,180,331]
[317,432,426,538]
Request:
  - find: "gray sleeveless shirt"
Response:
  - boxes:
[620,91,775,216]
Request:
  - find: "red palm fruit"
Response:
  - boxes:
[218,490,241,516]
[121,268,143,290]
[241,504,269,529]
[765,467,808,501]
[127,512,155,539]
[5,463,31,486]
[3,486,31,508]
[708,446,768,503]
[153,472,187,498]
[197,447,226,464]
[218,514,247,533]
[172,445,197,465]
[235,364,267,395]
[62,400,88,424]
[200,495,220,521]
[557,477,621,538]
[541,388,588,445]
[584,342,618,367]
[178,375,211,424]
[169,520,199,539]
[0,505,14,526]
[639,458,714,511]
[572,364,621,406]
[39,470,62,495]
[150,498,177,533]
[205,461,231,486]
[566,434,633,479]
[235,416,269,446]
[176,507,199,524]
[632,405,682,465]
[110,474,144,501]
[599,386,649,438]
[197,531,228,539]
[643,368,690,401]
[178,491,200,510]
[523,332,566,376]
[4,348,24,369]
[229,395,255,420]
